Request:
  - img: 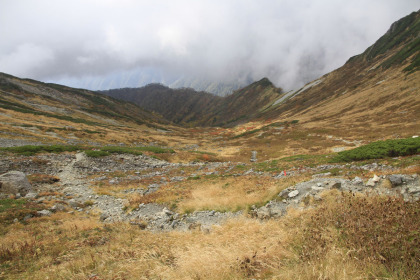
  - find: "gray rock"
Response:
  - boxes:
[37,209,52,216]
[366,179,376,187]
[366,175,380,187]
[352,176,363,185]
[23,214,32,221]
[312,172,331,178]
[408,186,420,195]
[331,182,341,189]
[278,189,290,199]
[50,204,66,212]
[68,199,80,208]
[170,176,186,182]
[255,207,271,219]
[288,190,299,198]
[100,213,109,221]
[25,192,38,199]
[162,207,173,216]
[0,171,32,196]
[388,175,403,187]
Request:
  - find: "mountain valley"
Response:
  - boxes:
[0,10,419,280]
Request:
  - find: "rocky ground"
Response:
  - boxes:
[1,152,419,232]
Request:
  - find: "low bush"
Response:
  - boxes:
[84,150,110,157]
[334,137,420,161]
[0,145,83,156]
[1,145,175,157]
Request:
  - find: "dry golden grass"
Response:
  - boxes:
[128,175,312,213]
[2,189,418,280]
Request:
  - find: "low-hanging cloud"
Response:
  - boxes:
[0,0,418,91]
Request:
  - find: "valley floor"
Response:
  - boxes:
[1,149,419,279]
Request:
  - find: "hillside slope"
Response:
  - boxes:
[0,73,173,146]
[262,10,419,138]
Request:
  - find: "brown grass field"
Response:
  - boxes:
[1,190,418,280]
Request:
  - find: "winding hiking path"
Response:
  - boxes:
[57,152,128,221]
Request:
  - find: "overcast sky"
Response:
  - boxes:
[0,0,418,91]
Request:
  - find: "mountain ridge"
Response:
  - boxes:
[101,77,283,127]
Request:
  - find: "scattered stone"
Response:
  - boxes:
[170,176,185,182]
[388,175,403,187]
[68,199,81,208]
[278,189,290,199]
[311,186,324,191]
[288,190,299,198]
[23,214,32,221]
[100,213,109,221]
[0,171,32,196]
[25,192,38,199]
[312,172,331,178]
[162,208,173,216]
[50,204,66,212]
[366,175,380,187]
[366,179,376,187]
[331,182,341,189]
[37,209,52,216]
[408,186,420,194]
[352,176,363,185]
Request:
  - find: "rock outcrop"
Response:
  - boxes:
[0,171,32,196]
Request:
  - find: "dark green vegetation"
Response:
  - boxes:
[0,199,26,213]
[295,192,420,279]
[0,145,82,156]
[351,10,419,73]
[91,146,175,157]
[335,137,420,162]
[0,145,175,157]
[84,150,111,157]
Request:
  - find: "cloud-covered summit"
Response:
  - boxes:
[0,0,418,92]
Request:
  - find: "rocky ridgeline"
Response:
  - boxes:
[0,152,419,232]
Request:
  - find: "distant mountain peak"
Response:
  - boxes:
[254,77,274,87]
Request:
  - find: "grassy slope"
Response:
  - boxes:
[260,11,419,144]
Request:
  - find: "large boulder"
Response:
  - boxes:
[388,175,403,187]
[0,171,32,196]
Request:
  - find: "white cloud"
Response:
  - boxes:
[0,0,418,90]
[0,43,54,77]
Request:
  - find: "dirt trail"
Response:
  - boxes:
[57,152,127,221]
